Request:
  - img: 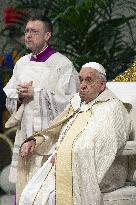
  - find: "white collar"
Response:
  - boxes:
[70,88,117,112]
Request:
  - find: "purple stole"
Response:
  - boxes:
[30,46,55,62]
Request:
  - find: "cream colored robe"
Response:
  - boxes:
[19,89,131,205]
[3,52,79,186]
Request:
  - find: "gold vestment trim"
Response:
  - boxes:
[56,111,91,205]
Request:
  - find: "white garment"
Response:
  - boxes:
[3,52,79,183]
[19,89,131,205]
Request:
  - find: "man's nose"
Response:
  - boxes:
[26,33,32,37]
[80,81,87,90]
[25,31,33,37]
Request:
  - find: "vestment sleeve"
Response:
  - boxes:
[3,64,19,114]
[33,63,79,129]
[94,101,131,184]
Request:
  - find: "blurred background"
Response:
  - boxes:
[0,0,136,204]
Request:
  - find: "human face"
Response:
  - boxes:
[79,68,106,103]
[24,20,52,54]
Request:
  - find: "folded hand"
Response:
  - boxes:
[17,81,34,99]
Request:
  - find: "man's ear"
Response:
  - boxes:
[44,32,52,42]
[101,81,107,91]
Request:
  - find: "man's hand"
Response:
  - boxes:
[17,81,34,99]
[20,139,36,157]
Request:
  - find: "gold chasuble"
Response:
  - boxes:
[56,110,91,205]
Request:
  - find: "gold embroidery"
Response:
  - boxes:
[113,61,136,82]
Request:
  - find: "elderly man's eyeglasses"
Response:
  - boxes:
[24,29,40,35]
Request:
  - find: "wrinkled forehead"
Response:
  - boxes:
[79,67,100,78]
[26,20,45,30]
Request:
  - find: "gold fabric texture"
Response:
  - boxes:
[56,111,91,205]
[113,61,136,82]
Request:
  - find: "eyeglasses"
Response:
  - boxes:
[24,29,40,36]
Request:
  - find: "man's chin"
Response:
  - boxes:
[79,93,86,102]
[26,45,32,49]
[25,42,33,48]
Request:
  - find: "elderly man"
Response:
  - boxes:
[19,62,131,205]
[3,14,78,185]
